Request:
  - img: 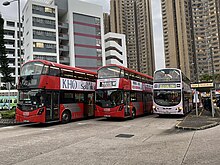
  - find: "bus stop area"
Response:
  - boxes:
[176,82,220,130]
[176,107,220,130]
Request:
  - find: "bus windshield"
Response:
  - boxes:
[21,62,44,76]
[154,90,181,106]
[96,89,123,108]
[98,66,121,79]
[18,89,42,107]
[154,69,181,82]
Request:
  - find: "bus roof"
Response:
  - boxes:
[23,60,97,76]
[154,68,181,73]
[99,64,153,80]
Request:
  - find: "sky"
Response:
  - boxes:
[0,0,165,69]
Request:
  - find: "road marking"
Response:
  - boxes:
[123,125,132,128]
[0,126,15,130]
[41,128,55,131]
[77,122,87,125]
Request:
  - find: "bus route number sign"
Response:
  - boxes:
[100,81,116,87]
[159,84,176,89]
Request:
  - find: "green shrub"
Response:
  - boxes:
[0,110,15,119]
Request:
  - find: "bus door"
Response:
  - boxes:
[143,93,147,114]
[45,91,59,121]
[84,93,94,117]
[124,91,130,116]
[143,93,153,114]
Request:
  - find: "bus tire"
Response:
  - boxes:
[12,106,16,111]
[131,108,136,119]
[61,110,71,124]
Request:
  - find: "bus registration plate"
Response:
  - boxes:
[23,112,29,116]
[104,108,110,112]
[104,115,111,117]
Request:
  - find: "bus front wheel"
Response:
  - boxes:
[131,109,136,119]
[61,110,71,124]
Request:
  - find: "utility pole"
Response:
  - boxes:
[210,46,215,117]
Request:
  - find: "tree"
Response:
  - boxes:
[200,74,212,82]
[200,74,220,82]
[0,14,13,89]
[215,74,220,82]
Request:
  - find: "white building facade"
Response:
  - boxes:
[23,0,59,63]
[105,32,127,67]
[1,17,23,86]
[23,0,105,72]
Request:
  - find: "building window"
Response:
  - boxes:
[45,7,54,13]
[32,5,44,12]
[33,55,57,62]
[33,42,44,48]
[17,23,22,27]
[7,21,15,27]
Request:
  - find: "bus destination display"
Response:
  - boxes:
[159,84,176,89]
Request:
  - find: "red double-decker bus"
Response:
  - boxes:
[95,65,153,119]
[16,60,97,123]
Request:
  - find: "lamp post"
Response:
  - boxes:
[3,0,22,79]
[191,62,199,117]
[210,46,215,117]
[210,47,215,86]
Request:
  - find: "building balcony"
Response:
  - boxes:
[58,22,68,29]
[5,44,15,49]
[6,54,15,58]
[59,56,70,64]
[4,35,14,39]
[8,63,15,67]
[59,45,69,52]
[59,34,69,40]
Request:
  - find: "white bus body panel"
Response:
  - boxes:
[153,101,184,115]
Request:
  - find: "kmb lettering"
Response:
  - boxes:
[62,79,77,89]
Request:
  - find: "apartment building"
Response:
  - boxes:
[191,0,220,81]
[161,0,220,81]
[110,0,155,76]
[103,13,110,34]
[1,17,23,86]
[23,0,105,72]
[161,0,194,80]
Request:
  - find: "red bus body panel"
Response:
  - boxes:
[16,108,46,123]
[39,75,60,90]
[95,105,125,118]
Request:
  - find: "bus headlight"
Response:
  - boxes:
[177,107,183,112]
[37,108,44,115]
[119,105,123,111]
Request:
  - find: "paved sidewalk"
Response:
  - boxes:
[176,107,220,130]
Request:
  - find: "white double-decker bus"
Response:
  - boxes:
[153,68,192,115]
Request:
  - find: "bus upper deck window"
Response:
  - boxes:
[42,65,49,75]
[49,67,60,76]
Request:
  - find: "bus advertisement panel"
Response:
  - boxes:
[153,68,192,115]
[95,65,153,119]
[16,60,97,123]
